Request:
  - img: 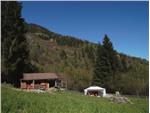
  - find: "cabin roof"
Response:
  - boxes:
[21,73,59,80]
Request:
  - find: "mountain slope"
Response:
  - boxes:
[25,23,148,95]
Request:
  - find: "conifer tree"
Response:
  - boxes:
[2,1,28,86]
[92,35,121,88]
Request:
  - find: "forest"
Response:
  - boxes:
[1,1,149,96]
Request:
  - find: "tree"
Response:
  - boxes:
[92,42,111,87]
[92,35,121,90]
[1,1,28,86]
[60,50,67,59]
[102,35,121,72]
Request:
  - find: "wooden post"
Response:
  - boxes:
[20,79,22,89]
[55,80,57,87]
[66,79,67,89]
[32,80,35,89]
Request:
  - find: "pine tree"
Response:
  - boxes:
[92,35,121,89]
[92,42,112,87]
[103,35,121,73]
[1,1,29,86]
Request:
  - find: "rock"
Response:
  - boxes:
[115,91,120,96]
[109,96,133,104]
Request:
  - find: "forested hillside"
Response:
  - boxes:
[25,23,149,96]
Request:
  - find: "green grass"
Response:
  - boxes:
[2,86,149,113]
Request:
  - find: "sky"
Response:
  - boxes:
[22,1,148,60]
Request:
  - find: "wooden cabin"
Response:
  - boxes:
[20,73,65,90]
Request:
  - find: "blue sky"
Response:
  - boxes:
[22,1,148,59]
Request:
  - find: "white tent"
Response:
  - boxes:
[84,86,106,97]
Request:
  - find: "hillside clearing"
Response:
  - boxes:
[2,86,148,113]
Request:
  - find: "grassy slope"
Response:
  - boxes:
[2,86,148,113]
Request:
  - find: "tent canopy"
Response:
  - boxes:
[84,86,105,91]
[84,86,106,97]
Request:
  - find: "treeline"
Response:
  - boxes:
[27,23,91,47]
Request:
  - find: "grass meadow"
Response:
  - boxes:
[2,85,149,113]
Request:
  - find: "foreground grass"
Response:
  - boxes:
[2,86,149,113]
